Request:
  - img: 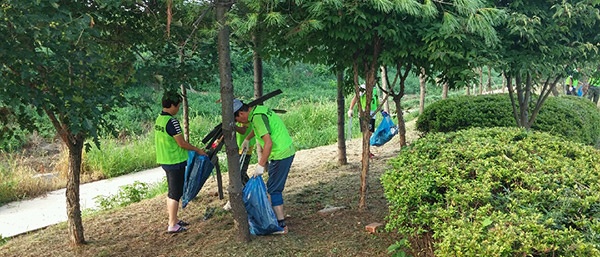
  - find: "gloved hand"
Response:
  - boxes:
[347,109,353,118]
[252,165,265,178]
[241,139,250,152]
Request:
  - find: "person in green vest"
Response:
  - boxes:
[155,90,206,233]
[347,84,379,132]
[233,99,295,234]
[347,84,379,158]
[586,66,600,105]
[223,121,256,211]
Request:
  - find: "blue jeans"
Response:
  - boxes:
[266,155,295,206]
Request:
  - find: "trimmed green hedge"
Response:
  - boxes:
[382,127,600,256]
[416,94,600,146]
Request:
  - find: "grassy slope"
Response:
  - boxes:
[0,121,418,257]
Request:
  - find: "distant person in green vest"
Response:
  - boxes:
[347,84,379,132]
[586,66,600,105]
[347,84,379,158]
[155,90,206,234]
[233,99,295,234]
[566,67,583,96]
[236,121,255,186]
[223,121,256,211]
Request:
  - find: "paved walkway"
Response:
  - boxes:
[0,167,165,238]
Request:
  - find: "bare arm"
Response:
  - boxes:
[174,134,207,156]
[258,134,272,167]
[349,95,358,110]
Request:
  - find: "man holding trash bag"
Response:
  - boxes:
[233,98,295,234]
[155,90,207,234]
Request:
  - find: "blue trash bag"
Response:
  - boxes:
[181,151,214,209]
[243,177,284,235]
[370,111,398,146]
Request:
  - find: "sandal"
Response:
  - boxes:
[167,224,187,234]
[177,220,189,227]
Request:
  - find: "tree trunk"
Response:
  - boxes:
[337,70,347,165]
[419,68,426,114]
[180,85,189,141]
[66,134,85,245]
[252,33,264,160]
[354,36,381,210]
[502,73,506,93]
[442,82,449,99]
[393,95,407,147]
[487,66,492,92]
[252,33,263,100]
[380,66,390,113]
[478,67,483,95]
[216,0,250,242]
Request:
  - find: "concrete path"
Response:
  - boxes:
[0,167,165,238]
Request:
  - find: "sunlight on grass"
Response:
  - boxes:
[0,153,63,205]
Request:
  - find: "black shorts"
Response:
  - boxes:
[162,161,187,201]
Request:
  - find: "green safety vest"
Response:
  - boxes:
[154,114,187,165]
[359,87,379,112]
[250,105,295,160]
[236,122,256,154]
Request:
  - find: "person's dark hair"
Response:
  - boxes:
[234,103,250,117]
[162,90,182,108]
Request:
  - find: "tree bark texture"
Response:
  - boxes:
[419,67,426,114]
[393,95,407,148]
[442,82,449,99]
[354,36,381,210]
[66,135,85,245]
[216,0,251,242]
[252,34,264,159]
[336,70,348,165]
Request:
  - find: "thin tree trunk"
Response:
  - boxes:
[216,0,250,242]
[355,36,381,210]
[180,85,189,141]
[66,135,85,245]
[442,82,449,99]
[337,70,347,165]
[487,66,492,92]
[252,34,263,99]
[380,66,390,113]
[419,68,426,114]
[393,95,407,148]
[252,34,264,160]
[478,67,483,95]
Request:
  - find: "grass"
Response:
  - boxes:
[0,133,406,256]
[0,77,506,206]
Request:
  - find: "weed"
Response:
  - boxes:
[94,181,151,211]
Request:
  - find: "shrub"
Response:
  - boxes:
[416,94,600,146]
[94,181,151,210]
[382,127,600,256]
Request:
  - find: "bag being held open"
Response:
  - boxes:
[370,111,398,146]
[243,177,284,235]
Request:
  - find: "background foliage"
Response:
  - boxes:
[416,94,600,146]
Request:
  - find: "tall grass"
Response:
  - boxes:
[0,153,62,205]
[83,135,156,178]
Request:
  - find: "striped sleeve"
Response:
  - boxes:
[166,117,183,136]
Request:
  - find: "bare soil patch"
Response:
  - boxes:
[0,121,419,257]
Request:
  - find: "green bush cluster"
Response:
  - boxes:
[416,94,600,146]
[94,181,151,211]
[382,127,600,256]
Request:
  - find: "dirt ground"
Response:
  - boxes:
[0,121,420,257]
